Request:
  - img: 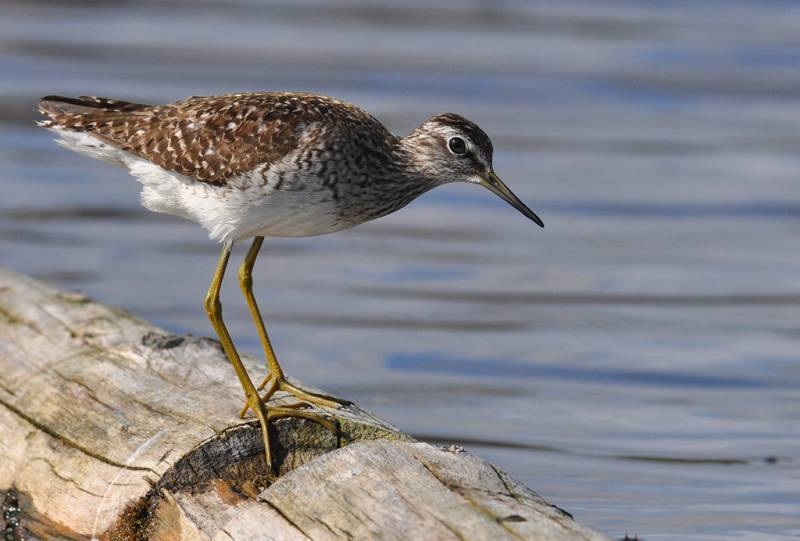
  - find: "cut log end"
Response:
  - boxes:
[105,414,412,539]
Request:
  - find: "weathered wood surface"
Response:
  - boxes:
[0,267,608,541]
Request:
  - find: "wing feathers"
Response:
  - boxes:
[37,93,348,185]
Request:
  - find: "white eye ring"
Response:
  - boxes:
[447,136,468,155]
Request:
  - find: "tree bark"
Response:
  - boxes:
[0,267,608,540]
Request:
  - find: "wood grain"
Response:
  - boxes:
[0,267,607,540]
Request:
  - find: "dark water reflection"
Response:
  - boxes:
[387,352,773,389]
[2,1,800,539]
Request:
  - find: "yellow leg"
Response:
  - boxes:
[206,240,335,470]
[237,236,351,418]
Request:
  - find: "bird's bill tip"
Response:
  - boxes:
[482,171,544,228]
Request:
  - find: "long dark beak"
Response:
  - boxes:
[479,171,544,227]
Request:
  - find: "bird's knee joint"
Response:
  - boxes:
[204,295,221,316]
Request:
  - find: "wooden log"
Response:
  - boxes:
[0,267,608,540]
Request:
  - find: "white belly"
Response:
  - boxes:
[49,127,350,243]
[133,159,351,242]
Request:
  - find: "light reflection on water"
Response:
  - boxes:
[2,1,800,539]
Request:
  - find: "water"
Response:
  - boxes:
[2,1,799,539]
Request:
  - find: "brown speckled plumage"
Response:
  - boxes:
[39,92,390,186]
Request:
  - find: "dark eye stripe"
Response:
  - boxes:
[448,136,467,155]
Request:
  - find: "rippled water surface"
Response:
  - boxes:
[2,1,800,539]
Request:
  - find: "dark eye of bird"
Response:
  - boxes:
[448,136,467,155]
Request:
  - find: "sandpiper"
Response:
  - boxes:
[38,92,543,469]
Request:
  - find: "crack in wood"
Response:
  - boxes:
[0,380,17,398]
[259,498,311,540]
[52,369,118,414]
[416,458,526,541]
[451,489,528,541]
[0,395,154,473]
[30,458,103,498]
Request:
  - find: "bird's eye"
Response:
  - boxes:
[448,136,467,155]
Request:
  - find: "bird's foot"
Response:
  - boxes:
[245,377,344,471]
[248,398,340,471]
[264,405,339,435]
[239,373,352,418]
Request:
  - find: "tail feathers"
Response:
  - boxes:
[38,95,150,129]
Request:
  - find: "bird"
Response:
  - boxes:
[38,91,543,470]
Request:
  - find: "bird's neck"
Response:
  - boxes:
[339,136,440,224]
[383,136,442,198]
[394,132,445,186]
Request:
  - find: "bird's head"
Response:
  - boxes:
[404,113,543,227]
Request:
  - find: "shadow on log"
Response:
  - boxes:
[0,267,608,540]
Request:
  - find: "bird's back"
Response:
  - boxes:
[39,92,392,186]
